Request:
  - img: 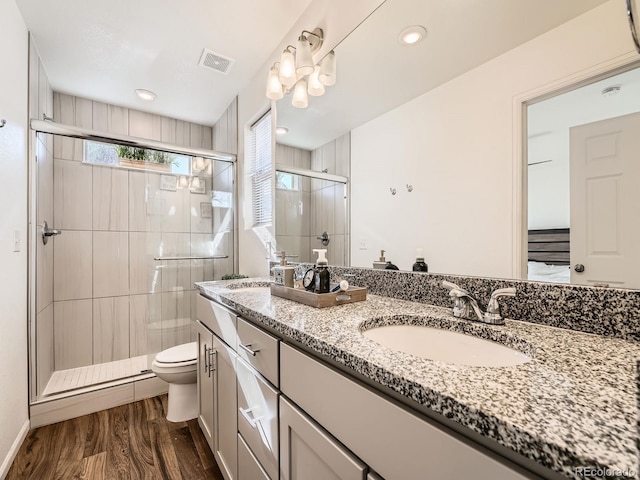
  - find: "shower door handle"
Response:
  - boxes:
[41,221,62,245]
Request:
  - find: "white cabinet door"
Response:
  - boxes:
[196,320,215,452]
[280,396,367,480]
[238,433,270,480]
[213,335,238,480]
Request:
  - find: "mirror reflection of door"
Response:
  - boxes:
[527,65,640,287]
[569,112,640,287]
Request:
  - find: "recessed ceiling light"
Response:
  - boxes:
[399,25,427,46]
[135,89,157,101]
[276,126,289,135]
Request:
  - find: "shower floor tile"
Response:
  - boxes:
[43,355,150,396]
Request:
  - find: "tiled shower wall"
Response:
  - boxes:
[36,92,237,382]
[275,133,350,265]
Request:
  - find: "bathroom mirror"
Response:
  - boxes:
[275,0,640,289]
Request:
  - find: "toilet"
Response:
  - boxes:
[151,342,198,422]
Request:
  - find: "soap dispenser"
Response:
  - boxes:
[273,251,295,287]
[373,250,387,269]
[312,249,330,293]
[412,248,429,272]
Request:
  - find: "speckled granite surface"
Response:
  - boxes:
[197,278,640,480]
[271,263,640,343]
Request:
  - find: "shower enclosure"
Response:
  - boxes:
[29,124,236,403]
[274,167,348,265]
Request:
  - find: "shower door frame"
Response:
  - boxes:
[27,119,237,404]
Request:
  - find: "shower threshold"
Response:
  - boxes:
[42,355,151,397]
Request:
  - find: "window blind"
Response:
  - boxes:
[249,111,272,226]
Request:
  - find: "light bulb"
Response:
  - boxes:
[279,49,296,88]
[307,65,325,96]
[292,80,309,108]
[266,65,283,100]
[193,156,205,171]
[295,35,314,76]
[318,51,336,86]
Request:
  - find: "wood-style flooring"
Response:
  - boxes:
[6,395,224,480]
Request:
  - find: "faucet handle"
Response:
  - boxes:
[442,280,470,296]
[483,287,516,325]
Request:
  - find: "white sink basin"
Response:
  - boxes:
[362,325,531,367]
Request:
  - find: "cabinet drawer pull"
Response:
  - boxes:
[239,407,262,428]
[239,343,260,356]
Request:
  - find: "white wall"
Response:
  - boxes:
[237,0,384,277]
[351,0,635,277]
[0,0,30,476]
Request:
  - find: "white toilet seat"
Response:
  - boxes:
[155,341,197,364]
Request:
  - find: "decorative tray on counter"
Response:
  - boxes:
[270,284,367,308]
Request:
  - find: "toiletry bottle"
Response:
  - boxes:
[412,248,429,272]
[373,250,387,269]
[312,249,330,293]
[384,261,399,270]
[273,251,295,287]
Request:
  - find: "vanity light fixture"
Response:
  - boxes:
[399,25,427,46]
[276,126,289,135]
[135,89,157,101]
[178,176,189,188]
[193,156,205,172]
[265,28,337,108]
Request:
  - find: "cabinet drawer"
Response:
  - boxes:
[238,433,270,480]
[237,358,279,480]
[281,343,532,480]
[196,294,238,349]
[237,317,279,386]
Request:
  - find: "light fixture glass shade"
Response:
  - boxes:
[295,35,314,76]
[307,66,325,96]
[279,49,296,88]
[318,50,336,86]
[292,79,309,108]
[178,176,189,188]
[266,65,283,100]
[190,177,201,189]
[193,156,205,171]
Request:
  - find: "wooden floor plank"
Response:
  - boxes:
[76,452,106,480]
[170,426,216,480]
[187,420,216,471]
[149,418,183,480]
[105,404,131,480]
[84,408,109,457]
[129,400,159,480]
[54,415,89,479]
[144,396,164,422]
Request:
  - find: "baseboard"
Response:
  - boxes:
[0,419,30,480]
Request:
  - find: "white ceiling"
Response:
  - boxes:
[276,0,610,150]
[16,0,315,126]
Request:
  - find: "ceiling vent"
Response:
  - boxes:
[198,49,234,74]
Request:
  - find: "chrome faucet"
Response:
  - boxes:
[442,281,515,325]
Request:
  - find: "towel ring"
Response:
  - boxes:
[0,119,6,128]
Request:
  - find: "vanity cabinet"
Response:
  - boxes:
[280,396,367,480]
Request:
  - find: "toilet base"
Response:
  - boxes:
[166,382,198,422]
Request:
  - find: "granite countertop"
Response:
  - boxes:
[196,278,640,479]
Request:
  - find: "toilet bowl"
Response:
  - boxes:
[151,341,198,422]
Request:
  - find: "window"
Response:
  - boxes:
[275,171,300,191]
[248,111,273,226]
[83,140,190,175]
